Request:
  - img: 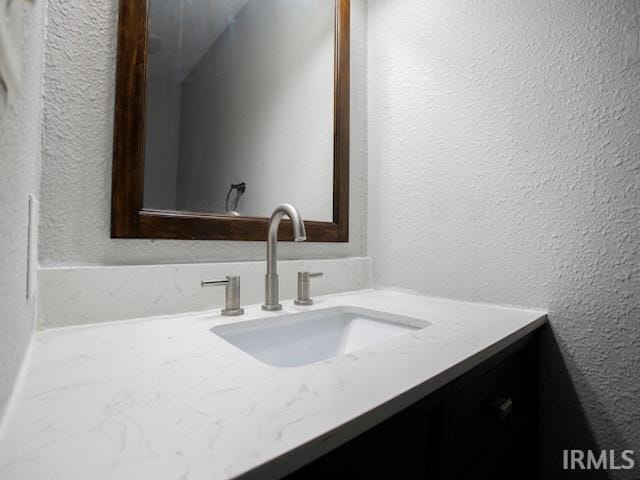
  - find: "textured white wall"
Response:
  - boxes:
[38,0,367,266]
[368,0,640,477]
[0,0,46,417]
[177,0,335,221]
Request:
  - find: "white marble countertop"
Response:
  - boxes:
[0,290,546,480]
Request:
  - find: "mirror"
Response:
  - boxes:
[145,0,334,221]
[112,0,350,242]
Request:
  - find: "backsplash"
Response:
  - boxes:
[38,257,371,328]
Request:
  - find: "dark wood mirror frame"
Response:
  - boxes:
[111,0,350,242]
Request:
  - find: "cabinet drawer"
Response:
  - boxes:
[450,347,535,479]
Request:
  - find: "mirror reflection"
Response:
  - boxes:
[143,0,336,222]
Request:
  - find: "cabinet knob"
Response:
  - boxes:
[491,397,513,420]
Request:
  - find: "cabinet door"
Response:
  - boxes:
[285,393,447,480]
[449,338,537,480]
[462,418,534,480]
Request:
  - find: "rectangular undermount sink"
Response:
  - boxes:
[211,306,430,367]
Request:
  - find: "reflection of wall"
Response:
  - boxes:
[144,0,250,210]
[147,0,249,83]
[179,0,249,81]
[176,0,335,221]
[143,0,182,210]
[368,0,640,477]
[143,74,181,210]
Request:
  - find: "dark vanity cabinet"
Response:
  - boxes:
[284,333,538,480]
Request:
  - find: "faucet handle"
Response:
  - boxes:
[201,279,230,287]
[201,275,244,316]
[294,272,323,306]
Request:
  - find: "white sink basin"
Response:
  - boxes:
[211,306,430,367]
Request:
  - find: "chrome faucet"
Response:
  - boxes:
[262,204,307,311]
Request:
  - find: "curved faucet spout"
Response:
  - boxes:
[267,204,306,274]
[263,204,306,311]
